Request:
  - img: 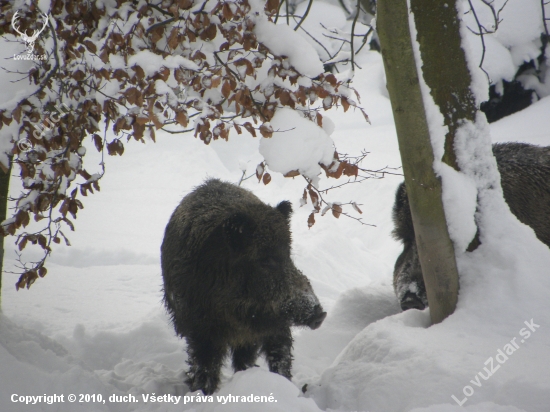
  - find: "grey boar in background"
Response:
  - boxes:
[161,179,326,395]
[392,142,550,311]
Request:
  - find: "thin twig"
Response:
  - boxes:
[146,17,179,33]
[146,2,172,16]
[466,0,491,81]
[338,0,352,16]
[355,26,374,55]
[274,0,285,24]
[160,127,195,134]
[350,0,361,72]
[31,19,59,97]
[237,170,255,185]
[294,0,313,31]
[298,26,333,61]
[286,0,289,26]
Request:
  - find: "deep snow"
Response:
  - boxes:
[2,49,549,412]
[2,1,550,411]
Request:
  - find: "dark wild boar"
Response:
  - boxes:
[161,179,326,395]
[393,142,550,311]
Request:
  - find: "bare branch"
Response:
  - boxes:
[294,0,313,31]
[466,0,492,81]
[350,0,361,72]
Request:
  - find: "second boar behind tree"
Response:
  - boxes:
[392,142,550,311]
[161,179,326,395]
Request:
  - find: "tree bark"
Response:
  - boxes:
[410,0,477,169]
[0,163,11,307]
[377,0,463,324]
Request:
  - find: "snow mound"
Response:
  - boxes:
[259,108,335,182]
[0,315,113,412]
[309,193,550,411]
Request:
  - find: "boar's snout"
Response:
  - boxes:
[400,291,425,311]
[285,267,326,329]
[307,304,326,330]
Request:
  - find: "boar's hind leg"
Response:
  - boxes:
[185,335,226,395]
[261,330,293,379]
[231,343,260,372]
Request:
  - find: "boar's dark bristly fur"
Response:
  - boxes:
[161,179,326,395]
[392,142,550,311]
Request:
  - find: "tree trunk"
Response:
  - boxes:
[377,0,467,324]
[410,0,477,168]
[0,163,11,307]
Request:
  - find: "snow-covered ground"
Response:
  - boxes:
[2,47,550,411]
[2,0,550,410]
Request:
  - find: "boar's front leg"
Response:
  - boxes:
[185,334,227,395]
[231,343,259,372]
[261,329,293,379]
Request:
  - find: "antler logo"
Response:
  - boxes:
[11,11,49,54]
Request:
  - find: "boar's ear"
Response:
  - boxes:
[222,212,256,251]
[276,201,292,221]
